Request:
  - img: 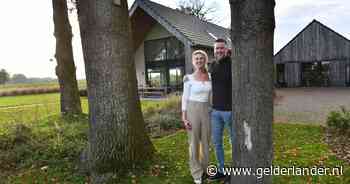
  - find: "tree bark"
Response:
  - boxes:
[77,0,155,183]
[230,0,275,183]
[52,0,82,115]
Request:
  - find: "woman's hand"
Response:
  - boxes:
[182,118,192,130]
[182,111,191,130]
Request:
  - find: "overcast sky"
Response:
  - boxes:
[0,0,349,79]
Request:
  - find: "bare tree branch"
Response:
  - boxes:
[176,0,219,23]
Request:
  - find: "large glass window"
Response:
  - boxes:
[169,67,183,90]
[147,68,167,87]
[144,37,184,62]
[144,37,185,91]
[166,37,184,60]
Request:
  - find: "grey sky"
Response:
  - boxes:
[0,0,349,78]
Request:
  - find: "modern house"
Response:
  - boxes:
[129,0,230,91]
[274,20,350,87]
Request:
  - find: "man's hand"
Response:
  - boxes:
[225,48,232,57]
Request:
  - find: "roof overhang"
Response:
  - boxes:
[129,0,194,48]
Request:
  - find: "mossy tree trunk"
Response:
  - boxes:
[52,0,82,115]
[77,0,155,183]
[229,0,275,183]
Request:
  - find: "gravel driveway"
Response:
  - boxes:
[274,87,350,125]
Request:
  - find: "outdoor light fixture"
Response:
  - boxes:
[113,0,121,6]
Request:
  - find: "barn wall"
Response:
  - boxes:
[285,63,301,87]
[347,59,350,86]
[329,61,348,86]
[274,20,350,87]
[274,21,350,64]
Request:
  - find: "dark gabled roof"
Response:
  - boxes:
[274,19,350,64]
[129,0,231,48]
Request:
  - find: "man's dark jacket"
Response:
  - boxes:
[208,56,232,111]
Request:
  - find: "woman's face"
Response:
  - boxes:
[192,53,206,70]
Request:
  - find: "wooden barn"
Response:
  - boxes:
[274,20,350,87]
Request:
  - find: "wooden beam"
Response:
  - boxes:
[184,44,194,74]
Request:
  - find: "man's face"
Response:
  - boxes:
[214,42,226,60]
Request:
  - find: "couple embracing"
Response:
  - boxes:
[181,38,233,184]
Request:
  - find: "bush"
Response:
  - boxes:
[143,94,183,136]
[326,106,350,132]
[0,115,88,182]
[0,123,36,172]
[0,87,60,97]
[145,113,182,131]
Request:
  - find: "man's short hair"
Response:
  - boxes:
[215,38,227,44]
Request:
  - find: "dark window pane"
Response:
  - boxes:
[145,39,166,61]
[166,37,184,60]
[145,37,184,62]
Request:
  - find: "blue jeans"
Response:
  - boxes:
[211,109,233,173]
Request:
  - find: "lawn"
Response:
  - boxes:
[0,93,61,108]
[1,117,348,183]
[0,93,87,124]
[0,93,349,183]
[0,93,164,124]
[0,80,87,93]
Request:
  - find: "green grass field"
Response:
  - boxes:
[0,80,86,93]
[0,93,86,124]
[0,93,61,108]
[0,93,349,183]
[0,92,162,124]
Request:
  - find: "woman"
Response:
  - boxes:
[182,50,211,184]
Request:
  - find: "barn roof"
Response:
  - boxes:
[274,20,350,64]
[129,0,231,48]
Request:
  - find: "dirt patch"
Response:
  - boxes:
[325,128,350,164]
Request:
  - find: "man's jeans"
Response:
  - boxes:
[211,109,233,173]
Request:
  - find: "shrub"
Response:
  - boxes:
[37,88,46,94]
[10,90,18,96]
[326,106,350,132]
[0,115,89,182]
[143,94,183,136]
[0,123,35,171]
[0,87,60,97]
[0,91,6,97]
[145,113,182,131]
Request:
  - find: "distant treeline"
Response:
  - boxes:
[0,69,57,85]
[7,76,58,84]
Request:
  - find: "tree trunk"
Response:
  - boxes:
[230,0,275,183]
[77,0,155,183]
[52,0,82,115]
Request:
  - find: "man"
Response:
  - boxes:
[207,38,233,181]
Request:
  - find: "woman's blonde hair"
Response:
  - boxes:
[192,50,209,64]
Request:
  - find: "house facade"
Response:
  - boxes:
[129,0,230,91]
